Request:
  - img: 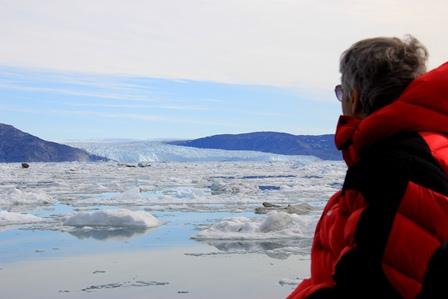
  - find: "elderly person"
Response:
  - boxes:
[288,36,448,299]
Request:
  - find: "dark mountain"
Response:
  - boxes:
[0,123,107,162]
[168,132,341,160]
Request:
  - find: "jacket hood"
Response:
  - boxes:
[335,61,448,166]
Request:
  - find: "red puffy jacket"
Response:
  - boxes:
[288,62,448,299]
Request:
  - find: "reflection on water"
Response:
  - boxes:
[0,246,308,299]
[200,238,312,260]
[68,226,153,241]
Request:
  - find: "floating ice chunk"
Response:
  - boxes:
[110,187,143,202]
[203,238,312,258]
[0,188,55,206]
[192,211,317,240]
[209,181,227,195]
[64,209,160,228]
[165,187,210,200]
[255,202,314,215]
[279,278,302,286]
[0,210,44,226]
[209,180,241,195]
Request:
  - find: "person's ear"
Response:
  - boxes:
[351,89,362,116]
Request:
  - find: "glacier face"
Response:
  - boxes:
[68,140,321,164]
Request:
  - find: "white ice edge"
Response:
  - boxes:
[69,140,321,164]
[0,210,45,226]
[279,278,302,286]
[0,160,346,216]
[0,188,56,206]
[63,209,160,228]
[192,211,318,240]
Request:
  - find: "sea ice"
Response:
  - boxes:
[168,187,211,200]
[192,211,317,240]
[0,210,44,226]
[0,188,55,206]
[200,238,312,259]
[0,160,346,213]
[110,187,144,202]
[63,209,160,228]
[279,278,302,286]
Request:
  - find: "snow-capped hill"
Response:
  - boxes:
[69,140,320,164]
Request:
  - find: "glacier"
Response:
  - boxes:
[68,140,321,164]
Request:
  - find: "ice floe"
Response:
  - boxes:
[0,210,44,226]
[197,238,313,259]
[109,187,145,202]
[0,188,55,206]
[0,160,346,211]
[63,209,160,228]
[279,278,302,287]
[192,211,317,240]
[81,280,169,293]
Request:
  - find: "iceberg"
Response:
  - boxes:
[0,188,55,206]
[0,210,44,226]
[192,211,317,240]
[64,209,160,228]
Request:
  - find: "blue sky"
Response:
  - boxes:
[0,65,339,141]
[0,0,446,141]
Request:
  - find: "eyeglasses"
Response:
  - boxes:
[335,84,343,102]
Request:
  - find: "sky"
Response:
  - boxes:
[0,0,447,141]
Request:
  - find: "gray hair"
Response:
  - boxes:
[339,35,428,115]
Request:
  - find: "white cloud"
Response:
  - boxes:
[0,106,232,127]
[0,0,447,89]
[62,102,210,111]
[0,82,151,101]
